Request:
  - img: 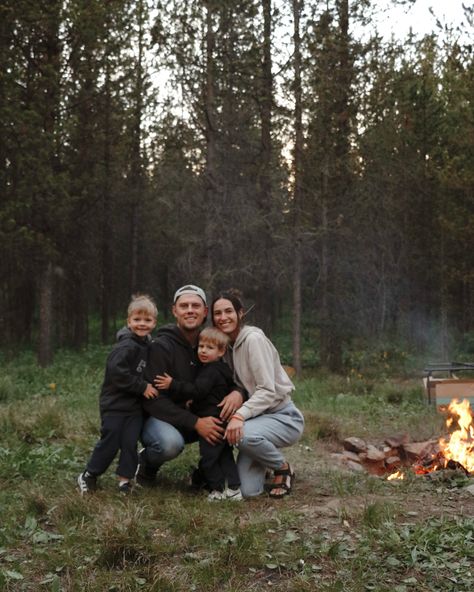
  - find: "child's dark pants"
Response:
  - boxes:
[199,438,240,491]
[86,415,143,480]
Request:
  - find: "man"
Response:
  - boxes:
[138,284,244,486]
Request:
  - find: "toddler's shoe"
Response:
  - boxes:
[118,480,133,495]
[207,490,225,501]
[224,487,243,501]
[77,471,97,495]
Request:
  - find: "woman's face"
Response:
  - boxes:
[213,298,242,341]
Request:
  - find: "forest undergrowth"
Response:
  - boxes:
[1,347,474,591]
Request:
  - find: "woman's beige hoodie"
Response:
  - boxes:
[230,325,294,420]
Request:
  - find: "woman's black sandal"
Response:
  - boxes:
[268,464,295,498]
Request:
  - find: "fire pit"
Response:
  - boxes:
[338,398,474,480]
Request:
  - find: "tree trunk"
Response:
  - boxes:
[101,62,112,343]
[292,0,303,375]
[38,262,54,367]
[129,0,146,294]
[255,0,274,334]
[202,0,218,287]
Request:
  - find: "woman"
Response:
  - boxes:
[211,291,304,498]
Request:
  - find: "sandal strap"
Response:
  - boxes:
[268,466,295,498]
[273,464,294,477]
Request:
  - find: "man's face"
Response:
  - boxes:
[172,294,207,332]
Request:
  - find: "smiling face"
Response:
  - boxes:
[128,310,157,338]
[212,298,243,342]
[172,293,208,334]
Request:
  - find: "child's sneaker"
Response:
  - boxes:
[118,480,133,495]
[207,490,225,501]
[224,487,243,501]
[77,471,97,495]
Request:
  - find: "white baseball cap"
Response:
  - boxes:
[173,284,207,305]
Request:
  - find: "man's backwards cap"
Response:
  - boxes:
[173,284,207,305]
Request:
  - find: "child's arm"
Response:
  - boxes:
[143,383,158,399]
[154,372,207,403]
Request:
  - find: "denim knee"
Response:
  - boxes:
[146,437,184,467]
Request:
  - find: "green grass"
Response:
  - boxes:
[0,348,473,591]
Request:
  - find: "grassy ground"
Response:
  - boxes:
[1,348,473,591]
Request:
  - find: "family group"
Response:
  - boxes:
[78,285,304,501]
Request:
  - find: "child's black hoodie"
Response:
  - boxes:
[99,327,149,416]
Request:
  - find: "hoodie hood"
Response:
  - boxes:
[116,326,151,343]
[233,324,265,350]
[154,324,196,348]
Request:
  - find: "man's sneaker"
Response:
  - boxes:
[118,480,133,495]
[77,471,97,495]
[207,490,225,501]
[224,487,243,501]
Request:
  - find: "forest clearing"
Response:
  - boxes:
[2,1,473,589]
[1,347,474,592]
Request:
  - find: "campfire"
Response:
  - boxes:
[404,398,474,478]
[339,398,474,479]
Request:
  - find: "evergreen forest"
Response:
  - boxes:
[1,0,473,370]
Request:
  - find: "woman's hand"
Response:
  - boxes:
[218,390,244,421]
[225,416,244,446]
[155,373,173,390]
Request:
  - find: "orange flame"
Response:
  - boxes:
[439,398,474,473]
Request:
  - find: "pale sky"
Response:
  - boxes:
[376,0,470,39]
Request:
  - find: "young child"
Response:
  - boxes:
[156,327,242,501]
[77,294,158,495]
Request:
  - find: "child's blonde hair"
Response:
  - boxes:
[199,327,229,350]
[127,294,158,319]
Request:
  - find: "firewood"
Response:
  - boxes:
[385,456,401,470]
[362,459,386,475]
[400,441,433,461]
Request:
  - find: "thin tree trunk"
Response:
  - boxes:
[292,0,303,375]
[129,0,145,293]
[202,0,218,287]
[38,262,54,367]
[37,0,61,366]
[260,0,272,209]
[100,49,112,343]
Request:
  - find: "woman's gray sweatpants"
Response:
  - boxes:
[236,401,304,498]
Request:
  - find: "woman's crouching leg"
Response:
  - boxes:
[237,452,266,498]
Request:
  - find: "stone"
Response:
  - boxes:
[366,445,386,462]
[343,437,367,454]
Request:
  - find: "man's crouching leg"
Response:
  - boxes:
[138,417,185,487]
